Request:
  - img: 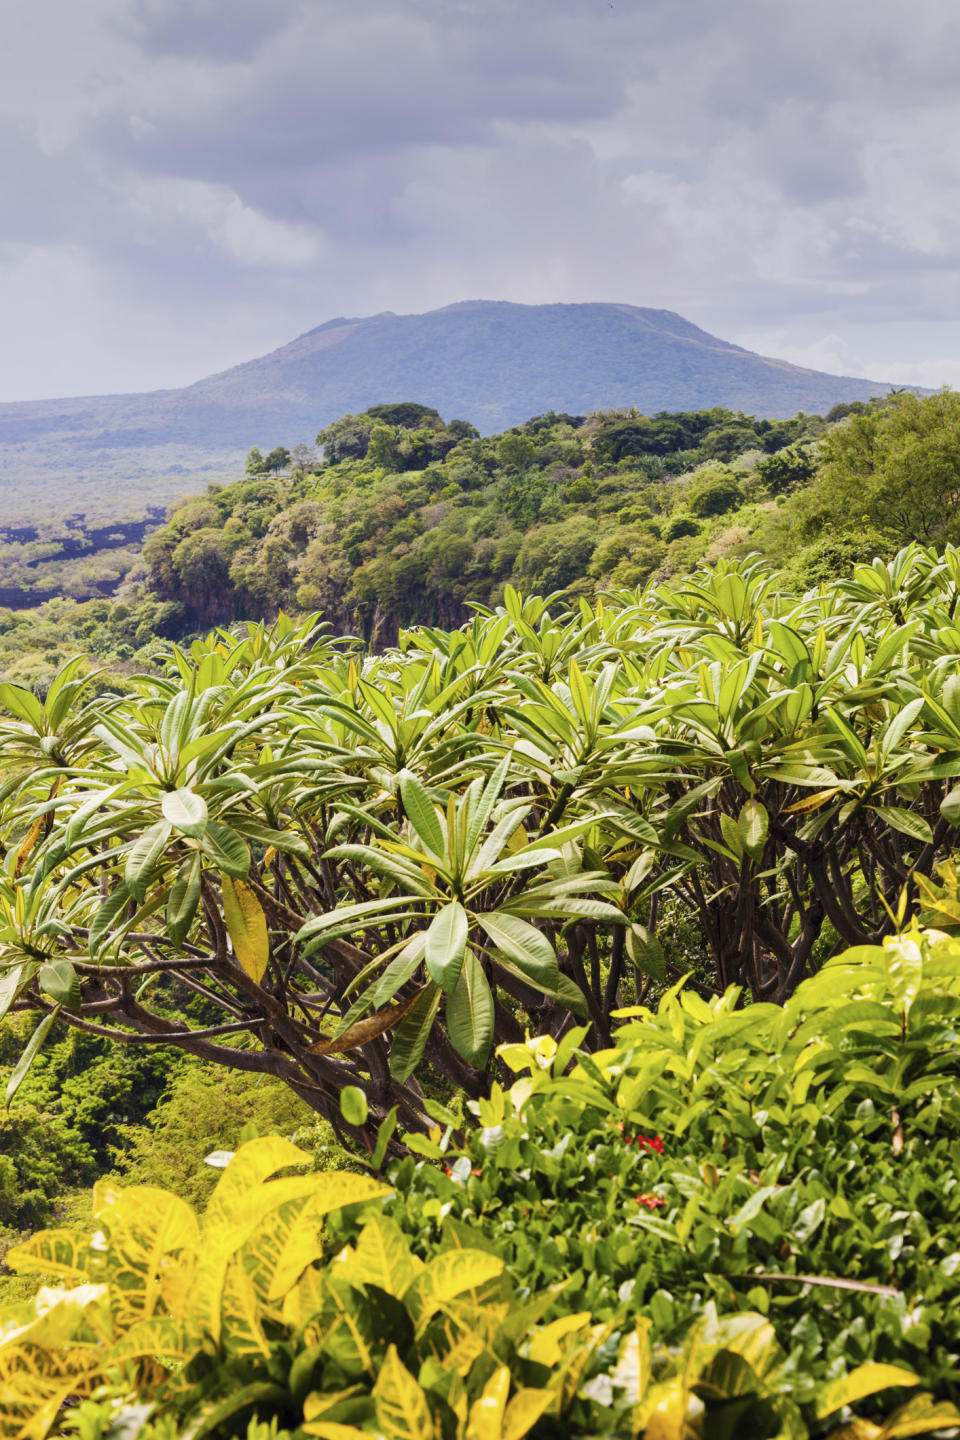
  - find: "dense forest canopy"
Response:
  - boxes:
[13,390,960,690]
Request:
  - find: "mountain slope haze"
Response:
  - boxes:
[0,301,894,520]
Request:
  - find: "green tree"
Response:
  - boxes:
[497,433,536,472]
[366,423,400,471]
[800,390,960,546]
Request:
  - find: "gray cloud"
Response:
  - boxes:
[2,0,960,399]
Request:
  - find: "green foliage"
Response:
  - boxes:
[104,402,832,644]
[792,391,960,550]
[5,945,960,1440]
[328,930,960,1424]
[7,549,960,1143]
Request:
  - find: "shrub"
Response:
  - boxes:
[6,935,960,1439]
[3,1128,953,1440]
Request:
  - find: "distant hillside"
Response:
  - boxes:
[0,301,894,519]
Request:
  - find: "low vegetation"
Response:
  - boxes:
[2,930,959,1437]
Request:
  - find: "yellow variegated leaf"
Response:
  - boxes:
[219,1262,270,1357]
[611,1320,653,1407]
[404,1250,503,1334]
[0,1368,101,1440]
[221,875,269,983]
[3,1229,92,1286]
[879,1395,960,1436]
[302,1385,366,1423]
[320,1273,379,1376]
[526,1311,592,1366]
[90,1185,201,1329]
[282,1264,327,1334]
[466,1364,510,1440]
[422,1314,488,1377]
[692,1310,780,1380]
[102,1314,191,1370]
[0,1284,110,1352]
[553,1321,615,1414]
[636,1379,691,1440]
[372,1343,434,1440]
[262,1198,328,1303]
[814,1363,921,1421]
[207,1136,315,1223]
[339,1215,422,1299]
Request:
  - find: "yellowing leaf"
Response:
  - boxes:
[526,1311,592,1366]
[221,875,269,984]
[502,1388,553,1440]
[466,1365,510,1440]
[783,787,842,815]
[815,1363,921,1420]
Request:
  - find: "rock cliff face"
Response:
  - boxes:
[0,300,893,519]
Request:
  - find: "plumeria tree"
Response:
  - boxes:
[3,547,960,1145]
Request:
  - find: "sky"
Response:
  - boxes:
[2,0,960,400]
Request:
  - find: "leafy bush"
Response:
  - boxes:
[4,1117,956,1440]
[324,930,960,1423]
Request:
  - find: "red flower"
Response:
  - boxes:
[638,1135,664,1155]
[635,1192,665,1209]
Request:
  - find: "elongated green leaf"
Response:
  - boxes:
[88,887,132,956]
[874,805,933,845]
[425,902,468,993]
[6,1008,59,1107]
[124,820,172,904]
[297,896,421,947]
[201,822,251,878]
[399,770,445,857]
[37,959,80,1011]
[161,787,208,839]
[719,812,744,859]
[626,925,667,982]
[881,696,926,759]
[446,949,494,1067]
[941,784,960,826]
[478,912,558,989]
[738,798,769,860]
[389,983,441,1083]
[465,753,512,853]
[167,852,202,947]
[0,962,34,1022]
[228,819,311,859]
[0,682,44,729]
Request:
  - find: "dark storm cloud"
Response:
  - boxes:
[2,0,960,398]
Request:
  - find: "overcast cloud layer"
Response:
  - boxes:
[2,0,960,400]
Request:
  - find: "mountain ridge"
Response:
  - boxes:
[0,300,895,520]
